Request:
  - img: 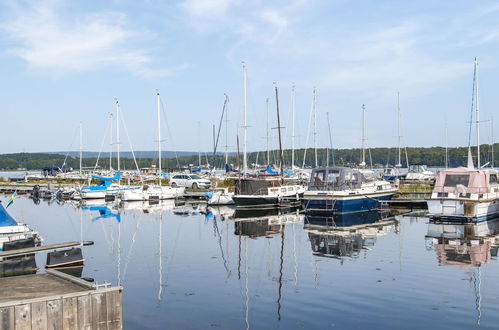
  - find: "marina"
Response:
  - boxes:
[0,188,498,328]
[1,1,499,328]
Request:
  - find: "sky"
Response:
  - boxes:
[0,0,498,154]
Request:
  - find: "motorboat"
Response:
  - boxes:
[303,166,398,215]
[232,178,306,209]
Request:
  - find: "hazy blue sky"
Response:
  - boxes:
[0,0,497,153]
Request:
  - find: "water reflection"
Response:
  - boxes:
[426,220,499,325]
[304,211,397,260]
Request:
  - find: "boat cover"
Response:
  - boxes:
[433,167,497,194]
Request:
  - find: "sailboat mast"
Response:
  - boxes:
[475,57,481,168]
[445,121,449,168]
[243,62,248,174]
[266,98,270,165]
[79,121,83,173]
[157,90,162,186]
[397,92,402,168]
[116,100,120,175]
[313,88,318,168]
[109,113,113,171]
[326,112,335,167]
[225,94,229,165]
[291,84,296,169]
[361,104,366,166]
[198,121,201,168]
[275,86,284,182]
[492,115,495,168]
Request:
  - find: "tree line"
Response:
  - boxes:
[0,144,496,171]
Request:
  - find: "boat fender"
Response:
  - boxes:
[204,192,213,199]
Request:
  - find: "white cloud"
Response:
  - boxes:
[0,1,180,78]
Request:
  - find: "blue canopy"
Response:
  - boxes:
[0,203,17,226]
[92,170,121,181]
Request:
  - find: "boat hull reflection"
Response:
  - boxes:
[304,210,397,259]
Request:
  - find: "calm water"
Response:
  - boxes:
[4,196,499,329]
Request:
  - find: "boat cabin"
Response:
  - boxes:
[308,167,368,191]
[235,178,280,195]
[433,167,498,195]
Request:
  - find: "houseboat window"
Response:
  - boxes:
[490,174,498,184]
[444,174,469,187]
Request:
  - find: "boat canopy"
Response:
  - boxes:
[308,167,368,191]
[433,167,498,194]
[235,178,279,195]
[0,203,17,226]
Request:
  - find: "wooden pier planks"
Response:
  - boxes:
[0,272,122,330]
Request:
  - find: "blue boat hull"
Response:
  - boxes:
[304,193,394,215]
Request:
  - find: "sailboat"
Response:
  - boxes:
[427,58,499,222]
[383,93,407,181]
[77,101,139,199]
[118,91,185,201]
[232,85,306,209]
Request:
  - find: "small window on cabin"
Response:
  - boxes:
[288,187,294,192]
[327,170,340,183]
[490,174,498,184]
[281,188,286,192]
[313,170,325,185]
[444,174,470,187]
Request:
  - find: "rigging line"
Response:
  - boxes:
[62,126,79,168]
[468,61,477,149]
[119,110,142,179]
[160,98,181,169]
[94,115,111,171]
[302,92,315,167]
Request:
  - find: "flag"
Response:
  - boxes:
[6,191,17,208]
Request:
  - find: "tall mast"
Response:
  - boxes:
[492,115,495,168]
[198,121,201,168]
[109,113,113,171]
[266,97,270,165]
[116,99,120,175]
[475,57,481,168]
[396,92,402,168]
[326,112,335,167]
[157,90,162,186]
[224,94,229,165]
[313,88,318,167]
[242,62,248,174]
[275,86,284,183]
[361,104,366,167]
[445,121,449,168]
[79,121,83,173]
[291,84,296,169]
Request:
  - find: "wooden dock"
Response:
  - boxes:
[0,270,122,329]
